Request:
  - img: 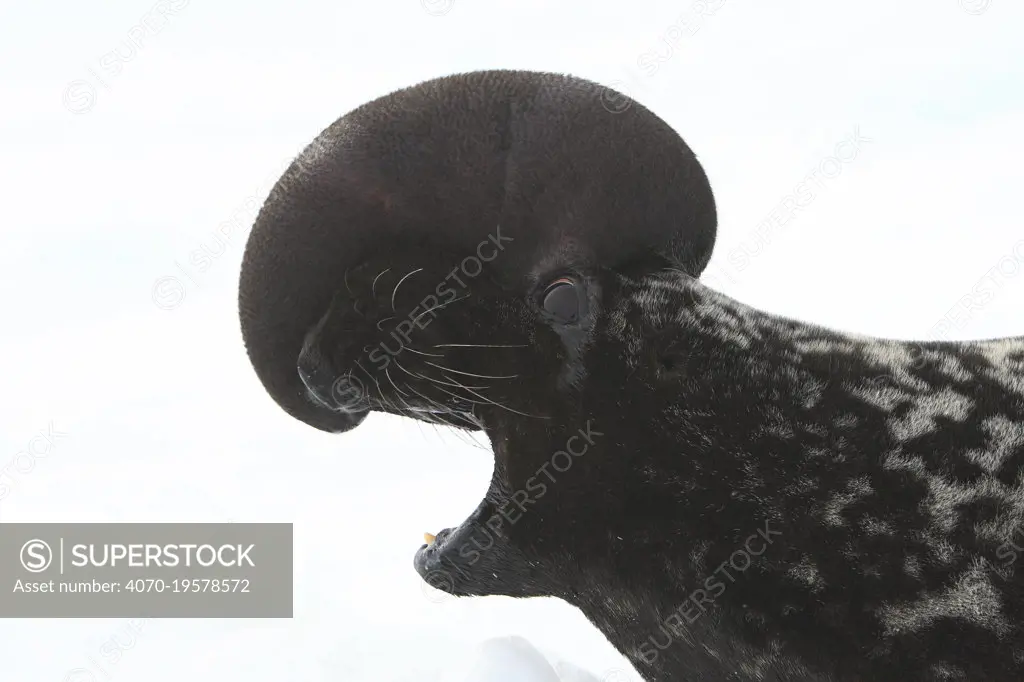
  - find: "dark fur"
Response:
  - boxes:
[299,261,1024,681]
[238,71,1024,680]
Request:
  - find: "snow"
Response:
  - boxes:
[1,0,1023,680]
[435,636,603,682]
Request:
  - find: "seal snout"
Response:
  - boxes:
[238,69,717,435]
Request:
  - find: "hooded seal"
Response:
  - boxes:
[240,70,1024,681]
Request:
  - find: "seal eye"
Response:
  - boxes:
[542,276,581,323]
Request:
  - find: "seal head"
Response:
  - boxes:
[237,69,716,433]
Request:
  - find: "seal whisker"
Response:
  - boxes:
[343,267,355,298]
[395,395,458,442]
[404,347,445,358]
[403,381,448,411]
[352,362,384,400]
[440,373,548,420]
[403,383,489,448]
[391,267,424,311]
[425,361,517,380]
[371,267,391,297]
[394,359,489,389]
[406,382,481,431]
[376,316,396,331]
[392,358,423,381]
[419,373,491,391]
[403,383,474,431]
[393,393,418,419]
[375,392,402,416]
[385,367,408,397]
[411,294,471,325]
[433,343,529,348]
[428,382,492,407]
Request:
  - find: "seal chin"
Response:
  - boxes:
[414,526,457,574]
[413,501,490,593]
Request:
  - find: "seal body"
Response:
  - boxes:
[551,271,1024,681]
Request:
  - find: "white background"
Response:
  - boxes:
[1,0,1022,680]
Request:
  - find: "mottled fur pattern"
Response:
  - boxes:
[581,271,1024,680]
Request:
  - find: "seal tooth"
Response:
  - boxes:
[424,532,436,545]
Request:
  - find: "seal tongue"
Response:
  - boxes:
[423,532,436,546]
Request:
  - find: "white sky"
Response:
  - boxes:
[1,1,1023,680]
